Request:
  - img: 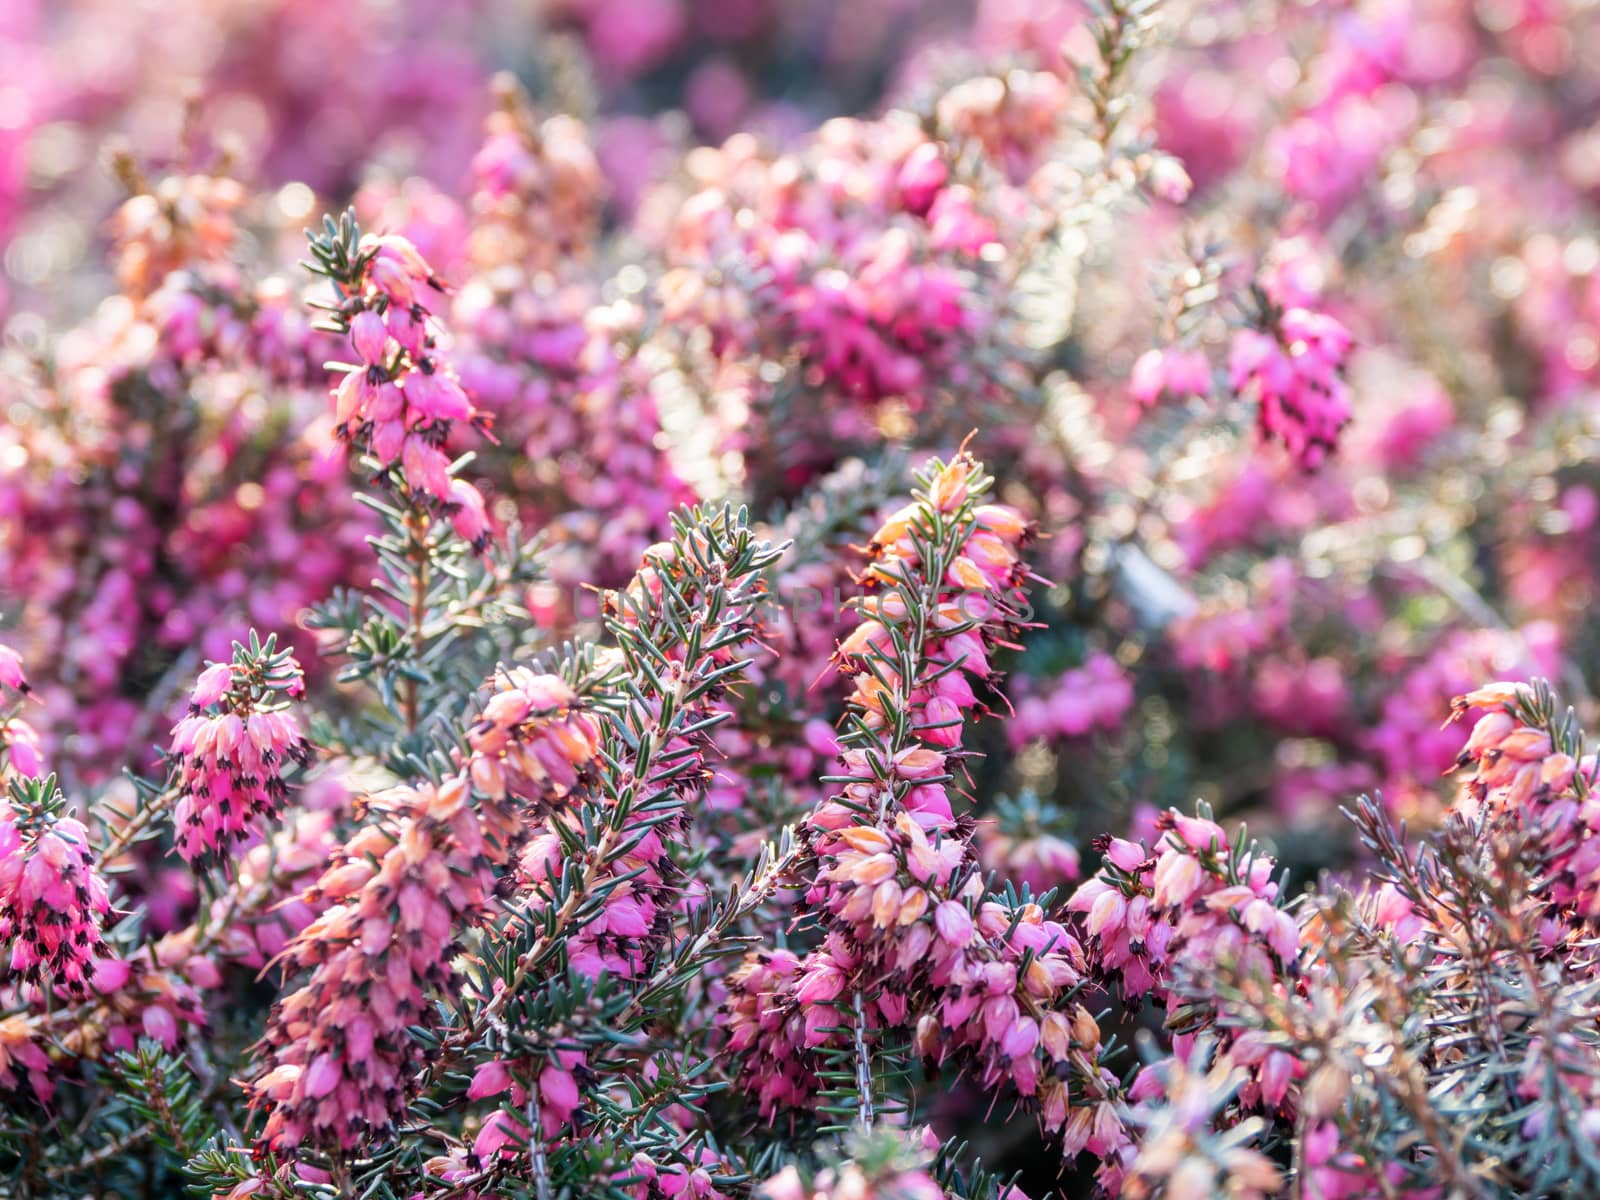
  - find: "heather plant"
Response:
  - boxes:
[4,0,1600,1196]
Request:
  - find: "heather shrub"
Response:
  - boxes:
[3,1,1600,1197]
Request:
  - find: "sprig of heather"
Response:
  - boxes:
[167,633,310,869]
[305,210,492,550]
[1137,680,1600,1199]
[0,773,113,997]
[724,450,1127,1156]
[241,660,604,1153]
[1447,680,1600,938]
[436,506,784,1184]
[1229,285,1354,471]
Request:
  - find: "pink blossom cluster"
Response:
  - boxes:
[655,108,1037,482]
[1265,10,1415,219]
[511,533,767,982]
[464,667,604,809]
[1450,683,1600,929]
[0,171,368,781]
[1068,811,1302,1120]
[467,91,603,275]
[1009,652,1135,746]
[1366,627,1549,817]
[244,776,503,1149]
[246,665,603,1150]
[328,232,491,547]
[450,94,692,590]
[618,1147,729,1200]
[168,646,311,866]
[726,455,1127,1152]
[0,780,111,996]
[1229,305,1354,471]
[0,644,41,779]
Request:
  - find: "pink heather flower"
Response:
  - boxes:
[0,783,112,997]
[1229,304,1354,471]
[464,669,602,807]
[190,662,233,709]
[246,776,500,1151]
[473,1108,529,1162]
[618,1148,729,1200]
[1068,811,1303,1111]
[0,644,29,694]
[447,477,491,552]
[0,1013,53,1102]
[1446,683,1600,927]
[322,231,489,525]
[350,310,389,365]
[169,647,311,867]
[724,455,1126,1152]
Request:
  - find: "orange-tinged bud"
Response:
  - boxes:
[852,853,900,884]
[870,502,923,548]
[897,887,929,925]
[973,503,1029,540]
[838,826,894,854]
[930,458,972,512]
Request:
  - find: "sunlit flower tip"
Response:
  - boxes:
[1165,812,1222,851]
[191,662,233,709]
[1085,887,1127,937]
[930,457,972,512]
[892,746,946,779]
[1451,682,1528,718]
[972,504,1029,541]
[1149,156,1193,204]
[1151,851,1204,908]
[1099,836,1144,872]
[869,501,922,548]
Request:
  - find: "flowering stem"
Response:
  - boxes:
[527,1077,553,1200]
[852,990,874,1134]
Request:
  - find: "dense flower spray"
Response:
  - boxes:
[1229,297,1354,471]
[168,635,310,867]
[0,774,112,997]
[724,451,1128,1162]
[309,213,493,550]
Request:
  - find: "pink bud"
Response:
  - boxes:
[448,479,489,549]
[191,662,233,709]
[350,310,389,365]
[468,1059,513,1100]
[935,899,973,946]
